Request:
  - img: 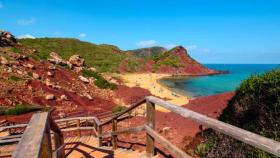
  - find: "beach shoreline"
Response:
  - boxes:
[117,73,189,112]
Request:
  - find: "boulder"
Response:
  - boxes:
[69,55,85,67]
[47,71,53,77]
[32,73,40,79]
[89,67,97,72]
[0,56,9,65]
[60,95,68,100]
[48,52,67,65]
[48,66,56,70]
[45,94,55,100]
[78,75,89,83]
[0,31,17,47]
[24,63,35,69]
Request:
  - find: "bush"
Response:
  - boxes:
[112,105,127,114]
[82,70,117,90]
[202,69,280,157]
[5,104,42,115]
[9,76,22,82]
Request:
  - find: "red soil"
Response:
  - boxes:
[114,85,151,104]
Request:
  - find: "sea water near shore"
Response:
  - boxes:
[159,64,279,98]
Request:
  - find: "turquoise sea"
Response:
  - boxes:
[159,64,279,98]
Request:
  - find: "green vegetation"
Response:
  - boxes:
[0,104,42,115]
[199,69,280,157]
[128,46,167,58]
[127,60,139,72]
[82,70,117,90]
[112,105,127,114]
[9,76,22,82]
[10,47,21,54]
[195,139,215,157]
[19,38,128,72]
[152,51,182,68]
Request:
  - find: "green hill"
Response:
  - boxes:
[127,46,167,58]
[19,38,128,72]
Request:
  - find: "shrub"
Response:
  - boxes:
[9,76,22,82]
[112,105,127,114]
[82,70,117,90]
[10,47,21,54]
[4,104,42,115]
[202,69,280,157]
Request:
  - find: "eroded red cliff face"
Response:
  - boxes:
[123,46,221,75]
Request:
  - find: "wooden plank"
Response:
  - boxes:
[97,126,102,147]
[77,119,81,137]
[145,125,191,158]
[146,96,280,157]
[0,124,28,132]
[0,134,22,140]
[146,100,155,157]
[99,98,146,126]
[60,127,94,132]
[112,119,117,150]
[100,125,145,138]
[0,138,21,144]
[11,112,50,158]
[53,144,66,158]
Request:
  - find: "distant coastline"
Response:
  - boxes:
[158,64,278,98]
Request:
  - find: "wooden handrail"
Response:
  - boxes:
[11,112,65,158]
[12,112,51,158]
[145,125,191,158]
[99,98,146,126]
[145,96,280,157]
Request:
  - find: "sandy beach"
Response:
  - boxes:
[118,73,189,112]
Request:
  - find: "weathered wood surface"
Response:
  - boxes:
[0,134,22,140]
[112,119,118,150]
[0,138,21,144]
[11,112,50,158]
[0,124,28,132]
[146,96,280,157]
[146,100,155,157]
[145,125,191,158]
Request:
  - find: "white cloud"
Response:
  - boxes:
[17,34,35,39]
[164,44,177,49]
[0,1,3,8]
[136,40,158,47]
[17,18,36,25]
[78,33,87,38]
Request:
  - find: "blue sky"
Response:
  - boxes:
[0,0,280,64]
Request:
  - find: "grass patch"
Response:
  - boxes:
[112,105,127,114]
[9,76,22,82]
[82,70,117,90]
[1,104,42,115]
[19,38,128,72]
[10,47,21,54]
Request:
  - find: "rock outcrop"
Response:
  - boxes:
[0,31,17,47]
[69,55,85,67]
[48,52,67,65]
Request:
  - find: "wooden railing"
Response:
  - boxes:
[95,96,280,158]
[3,96,280,158]
[11,112,65,158]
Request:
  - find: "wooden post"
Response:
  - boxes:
[146,100,155,157]
[77,119,81,137]
[41,122,52,158]
[97,126,102,147]
[112,119,118,150]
